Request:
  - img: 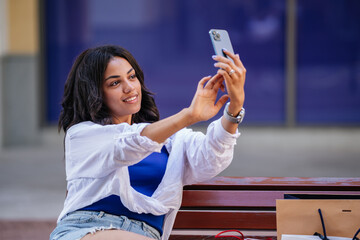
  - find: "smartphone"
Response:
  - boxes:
[209,29,235,62]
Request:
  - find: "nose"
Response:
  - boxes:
[123,79,135,93]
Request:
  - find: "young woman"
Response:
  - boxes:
[50,45,246,240]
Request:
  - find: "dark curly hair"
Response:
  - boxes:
[58,45,160,132]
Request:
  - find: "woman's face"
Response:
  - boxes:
[102,57,142,124]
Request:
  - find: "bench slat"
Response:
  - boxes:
[184,177,360,191]
[182,190,281,207]
[173,211,276,229]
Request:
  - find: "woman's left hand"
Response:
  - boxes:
[213,49,246,116]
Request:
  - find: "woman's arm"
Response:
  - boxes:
[140,74,229,143]
[141,52,246,143]
[140,108,194,144]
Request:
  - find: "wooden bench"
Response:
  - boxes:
[169,177,360,240]
[1,177,358,240]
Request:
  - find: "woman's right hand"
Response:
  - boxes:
[187,74,229,124]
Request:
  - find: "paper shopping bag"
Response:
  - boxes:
[276,200,360,240]
[281,234,355,240]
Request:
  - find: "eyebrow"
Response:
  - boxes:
[104,68,134,81]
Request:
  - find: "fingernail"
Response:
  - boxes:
[213,63,217,67]
[212,55,217,59]
[222,48,228,52]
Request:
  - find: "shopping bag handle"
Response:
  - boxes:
[314,209,360,240]
[353,228,360,240]
[215,230,245,239]
[314,209,329,240]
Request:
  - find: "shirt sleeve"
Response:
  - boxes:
[180,118,240,185]
[65,122,165,180]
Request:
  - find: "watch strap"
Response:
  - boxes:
[223,102,245,124]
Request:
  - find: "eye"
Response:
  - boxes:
[129,73,137,80]
[110,80,120,87]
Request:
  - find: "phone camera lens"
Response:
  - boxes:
[212,31,216,35]
[214,32,221,41]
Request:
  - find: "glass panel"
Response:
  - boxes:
[296,0,360,124]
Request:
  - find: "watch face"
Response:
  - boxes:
[240,108,245,117]
[235,108,245,124]
[239,108,245,123]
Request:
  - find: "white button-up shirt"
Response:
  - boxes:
[58,118,240,240]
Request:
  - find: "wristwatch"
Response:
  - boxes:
[223,102,245,124]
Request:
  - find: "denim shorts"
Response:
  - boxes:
[50,211,161,240]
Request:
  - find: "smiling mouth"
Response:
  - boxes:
[123,95,138,103]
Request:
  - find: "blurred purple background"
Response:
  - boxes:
[44,0,360,125]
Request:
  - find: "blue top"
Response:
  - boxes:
[80,146,169,234]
